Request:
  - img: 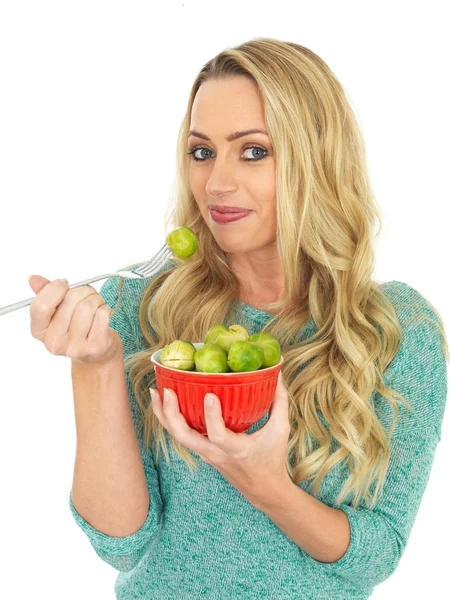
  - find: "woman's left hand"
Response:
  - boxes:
[149,372,292,502]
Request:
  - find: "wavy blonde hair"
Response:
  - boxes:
[112,38,449,510]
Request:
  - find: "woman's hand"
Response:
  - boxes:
[149,372,292,502]
[27,274,123,366]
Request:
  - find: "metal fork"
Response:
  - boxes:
[0,243,173,316]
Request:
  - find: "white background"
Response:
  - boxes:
[0,1,448,598]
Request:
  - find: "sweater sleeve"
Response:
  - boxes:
[297,291,448,589]
[68,271,164,572]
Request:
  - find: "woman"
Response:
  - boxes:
[44,37,448,598]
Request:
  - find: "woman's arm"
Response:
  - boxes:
[70,341,150,537]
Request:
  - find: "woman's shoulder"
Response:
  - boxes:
[106,257,177,304]
[376,278,425,299]
[376,279,442,327]
[98,257,177,339]
[374,279,447,438]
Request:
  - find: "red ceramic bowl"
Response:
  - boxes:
[151,342,284,434]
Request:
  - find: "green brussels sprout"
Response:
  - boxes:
[160,340,196,370]
[204,324,249,354]
[194,343,230,373]
[248,331,281,367]
[227,341,265,372]
[228,324,249,341]
[204,325,229,345]
[165,226,198,259]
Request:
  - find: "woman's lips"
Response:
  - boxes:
[209,208,253,223]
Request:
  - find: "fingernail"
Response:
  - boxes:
[164,388,170,403]
[149,388,156,402]
[59,278,69,285]
[205,394,214,406]
[27,274,34,282]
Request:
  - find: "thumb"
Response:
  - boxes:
[268,372,289,418]
[27,274,52,294]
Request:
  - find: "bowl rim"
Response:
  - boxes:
[151,341,283,376]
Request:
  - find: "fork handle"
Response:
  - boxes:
[0,273,119,316]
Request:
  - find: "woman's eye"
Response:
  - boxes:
[242,147,267,161]
[187,146,268,162]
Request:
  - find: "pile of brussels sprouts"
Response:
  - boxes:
[160,325,281,373]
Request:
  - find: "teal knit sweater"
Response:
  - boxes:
[69,260,447,599]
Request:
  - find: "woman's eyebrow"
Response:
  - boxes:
[188,129,269,142]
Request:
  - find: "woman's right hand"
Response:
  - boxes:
[27,275,123,366]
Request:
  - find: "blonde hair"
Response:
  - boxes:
[112,37,449,510]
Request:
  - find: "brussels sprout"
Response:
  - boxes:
[204,325,229,346]
[165,226,198,260]
[248,331,281,367]
[228,324,249,341]
[227,341,265,372]
[204,324,249,354]
[194,343,230,373]
[160,340,196,370]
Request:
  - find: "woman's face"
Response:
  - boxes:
[188,77,277,254]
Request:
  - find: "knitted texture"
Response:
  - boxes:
[69,260,448,599]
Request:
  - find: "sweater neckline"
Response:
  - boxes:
[234,298,280,318]
[233,298,317,340]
